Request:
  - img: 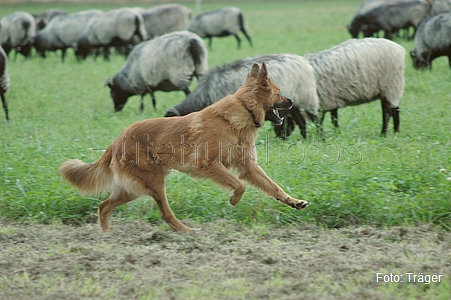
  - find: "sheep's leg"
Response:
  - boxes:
[150,92,156,110]
[233,33,241,49]
[1,92,9,122]
[61,48,66,63]
[289,107,307,139]
[103,47,110,61]
[315,110,327,136]
[330,109,339,127]
[380,97,391,136]
[392,106,400,133]
[208,37,213,49]
[140,95,145,112]
[274,123,286,139]
[274,115,294,139]
[286,116,295,137]
[240,28,253,47]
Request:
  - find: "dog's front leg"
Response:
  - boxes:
[238,164,309,209]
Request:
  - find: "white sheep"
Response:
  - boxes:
[188,6,252,49]
[0,11,36,59]
[33,9,103,62]
[75,8,148,60]
[278,38,406,138]
[105,31,208,112]
[0,46,10,121]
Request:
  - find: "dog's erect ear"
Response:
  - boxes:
[247,63,260,80]
[257,62,269,85]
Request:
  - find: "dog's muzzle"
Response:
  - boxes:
[266,97,293,125]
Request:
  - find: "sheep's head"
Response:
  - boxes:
[105,77,134,112]
[73,37,91,60]
[347,22,360,39]
[410,49,430,70]
[165,107,181,117]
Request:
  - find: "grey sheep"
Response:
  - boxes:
[348,0,431,39]
[33,9,103,62]
[75,8,148,60]
[431,0,451,15]
[105,31,208,112]
[278,38,405,138]
[165,54,319,138]
[136,4,191,39]
[0,46,10,121]
[188,6,253,49]
[34,9,67,31]
[410,12,451,69]
[0,11,36,58]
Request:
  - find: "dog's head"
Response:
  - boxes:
[244,62,293,126]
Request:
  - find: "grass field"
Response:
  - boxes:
[1,0,450,230]
[1,1,450,298]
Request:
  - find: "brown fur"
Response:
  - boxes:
[59,63,309,232]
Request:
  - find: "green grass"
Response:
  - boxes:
[1,0,451,230]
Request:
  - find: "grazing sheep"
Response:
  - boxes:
[188,6,253,49]
[410,12,451,69]
[75,8,148,60]
[105,31,208,112]
[0,11,36,58]
[165,54,319,138]
[136,4,191,39]
[348,0,431,39]
[0,46,10,121]
[276,38,405,138]
[34,9,67,31]
[431,0,451,15]
[33,9,103,62]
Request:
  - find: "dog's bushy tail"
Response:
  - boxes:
[59,147,113,195]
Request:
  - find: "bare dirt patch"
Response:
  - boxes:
[0,219,449,299]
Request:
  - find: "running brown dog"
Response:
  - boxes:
[59,62,309,232]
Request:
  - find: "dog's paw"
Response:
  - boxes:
[229,194,243,206]
[291,199,309,210]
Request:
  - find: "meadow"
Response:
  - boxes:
[1,0,450,230]
[0,1,450,298]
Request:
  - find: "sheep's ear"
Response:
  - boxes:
[247,63,260,80]
[104,78,112,88]
[257,62,269,85]
[409,50,416,58]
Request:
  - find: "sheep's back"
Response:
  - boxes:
[141,4,191,38]
[189,7,242,36]
[120,31,207,93]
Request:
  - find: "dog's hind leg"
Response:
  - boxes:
[98,187,139,232]
[238,164,309,210]
[143,174,193,232]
